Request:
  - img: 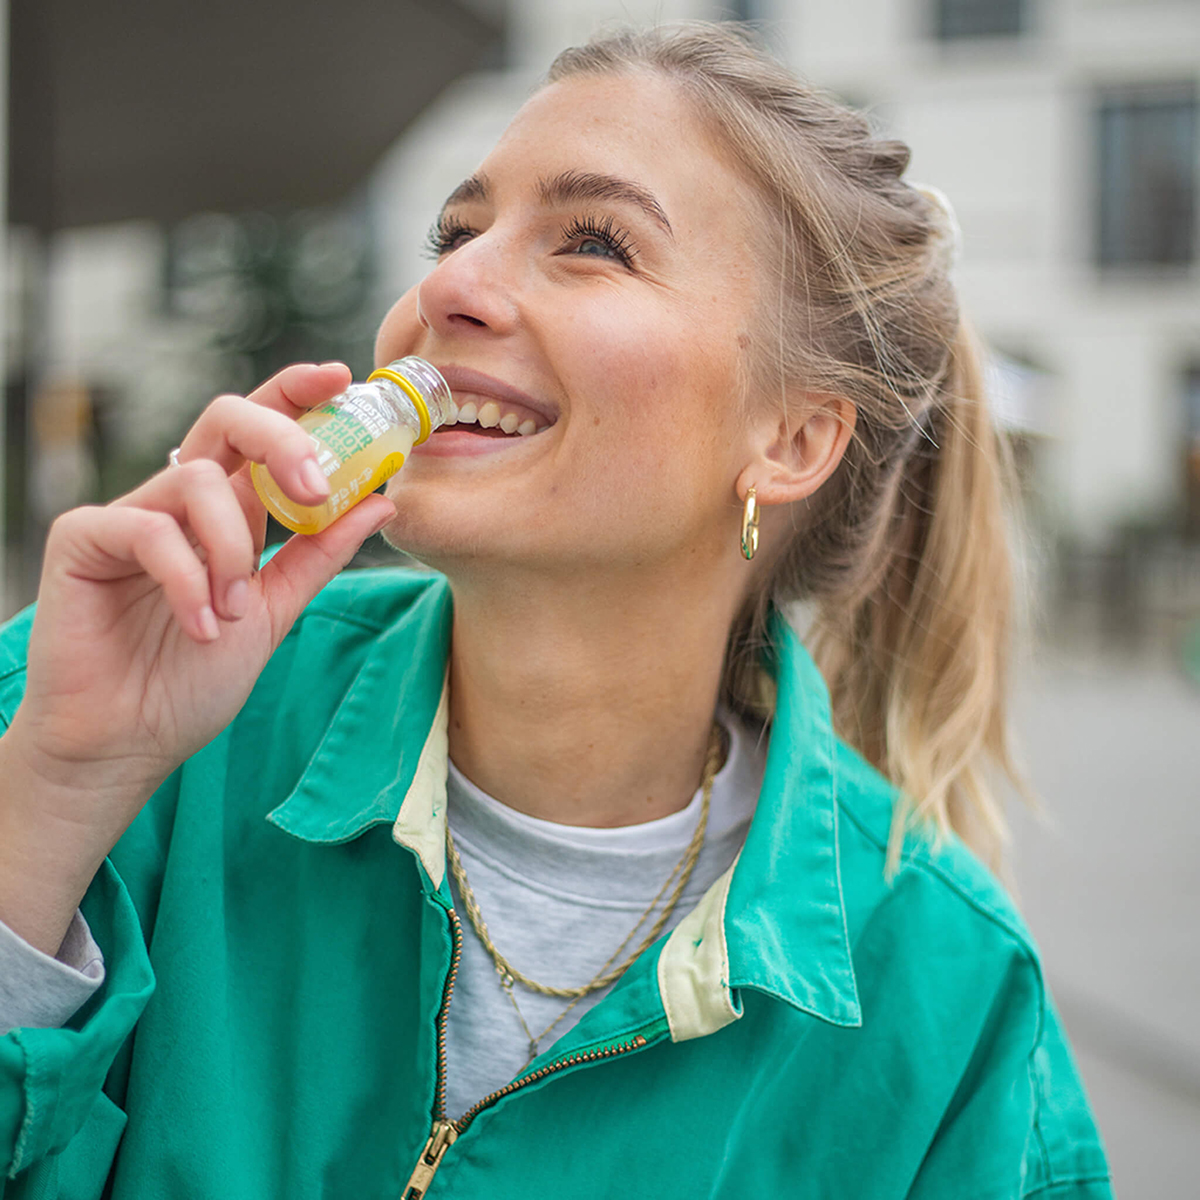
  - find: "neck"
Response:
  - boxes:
[445,563,743,828]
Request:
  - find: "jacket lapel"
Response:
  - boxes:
[265,575,453,877]
[657,610,862,1040]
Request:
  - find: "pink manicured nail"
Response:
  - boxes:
[301,459,330,497]
[198,605,220,641]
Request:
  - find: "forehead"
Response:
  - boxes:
[478,71,759,244]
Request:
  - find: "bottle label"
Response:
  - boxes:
[328,461,381,518]
[307,398,389,471]
[369,452,407,490]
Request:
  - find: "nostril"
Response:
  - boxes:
[451,313,487,328]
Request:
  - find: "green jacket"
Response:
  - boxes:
[0,569,1112,1199]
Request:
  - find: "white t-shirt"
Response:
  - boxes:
[442,713,765,1118]
[0,716,767,1124]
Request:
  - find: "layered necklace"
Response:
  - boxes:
[444,723,724,1066]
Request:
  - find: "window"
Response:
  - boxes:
[934,0,1024,40]
[1097,84,1197,268]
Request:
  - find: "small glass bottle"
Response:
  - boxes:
[251,357,452,535]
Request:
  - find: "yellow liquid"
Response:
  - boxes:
[251,413,416,535]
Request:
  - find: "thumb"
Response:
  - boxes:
[256,495,397,644]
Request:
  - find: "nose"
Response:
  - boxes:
[416,233,520,339]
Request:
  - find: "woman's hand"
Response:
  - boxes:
[0,362,396,954]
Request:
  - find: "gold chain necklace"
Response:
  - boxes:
[444,723,724,1066]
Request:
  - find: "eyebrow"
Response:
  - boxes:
[443,173,490,209]
[441,170,673,237]
[537,171,673,236]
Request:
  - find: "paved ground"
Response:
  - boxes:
[1008,644,1200,1199]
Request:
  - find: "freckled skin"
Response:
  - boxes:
[371,72,766,579]
[353,72,855,830]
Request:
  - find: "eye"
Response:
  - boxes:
[423,215,476,260]
[559,216,637,267]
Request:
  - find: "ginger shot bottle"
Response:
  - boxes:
[251,357,452,535]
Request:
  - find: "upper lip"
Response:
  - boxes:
[433,364,559,427]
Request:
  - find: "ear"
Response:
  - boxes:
[737,393,856,508]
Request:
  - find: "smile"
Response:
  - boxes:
[429,365,557,442]
[442,395,548,437]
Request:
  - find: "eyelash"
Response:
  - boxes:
[423,215,474,260]
[560,215,637,266]
[422,213,638,267]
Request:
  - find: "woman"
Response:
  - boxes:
[0,23,1111,1199]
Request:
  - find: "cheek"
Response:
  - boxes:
[566,296,741,468]
[374,287,423,365]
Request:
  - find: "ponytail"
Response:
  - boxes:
[809,323,1024,875]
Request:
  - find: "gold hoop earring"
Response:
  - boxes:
[741,487,759,561]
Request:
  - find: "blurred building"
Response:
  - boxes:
[9,0,1198,621]
[787,0,1197,536]
[782,0,1200,656]
[2,0,503,610]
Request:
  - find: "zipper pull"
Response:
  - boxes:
[403,1120,458,1200]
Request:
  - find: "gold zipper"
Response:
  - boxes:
[431,909,463,1122]
[402,1120,457,1200]
[402,908,463,1200]
[401,906,653,1196]
[452,1032,649,1135]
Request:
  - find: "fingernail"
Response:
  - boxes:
[372,510,395,536]
[198,605,220,641]
[225,578,249,619]
[301,459,330,497]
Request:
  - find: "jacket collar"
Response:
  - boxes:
[268,580,861,1037]
[265,577,453,860]
[655,609,861,1040]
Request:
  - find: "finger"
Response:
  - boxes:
[258,495,396,646]
[114,460,256,620]
[174,394,331,505]
[48,506,221,643]
[167,363,350,546]
[229,469,270,560]
[245,361,352,416]
[176,359,351,476]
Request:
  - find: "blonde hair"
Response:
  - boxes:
[549,23,1024,875]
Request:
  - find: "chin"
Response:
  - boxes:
[378,506,508,572]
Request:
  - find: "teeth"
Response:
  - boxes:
[445,394,549,437]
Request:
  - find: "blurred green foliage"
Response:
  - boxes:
[165,204,379,392]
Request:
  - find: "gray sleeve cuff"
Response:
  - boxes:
[0,910,106,1035]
